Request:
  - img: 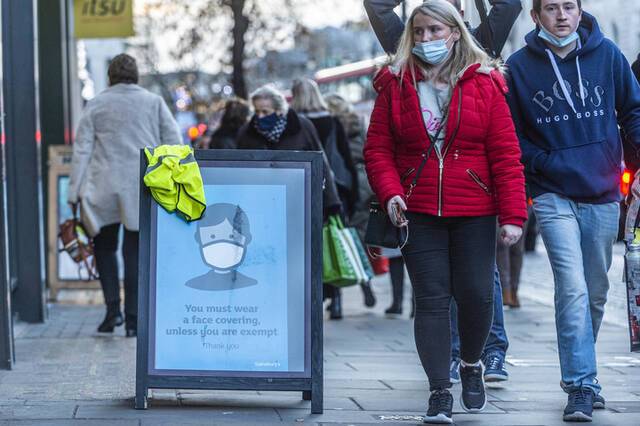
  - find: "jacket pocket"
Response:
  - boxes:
[541,140,621,199]
[467,169,491,196]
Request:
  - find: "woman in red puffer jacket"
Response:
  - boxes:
[363,1,526,423]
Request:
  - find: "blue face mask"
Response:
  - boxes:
[537,24,579,48]
[256,112,279,131]
[412,34,453,65]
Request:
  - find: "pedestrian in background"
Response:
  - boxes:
[68,53,183,337]
[506,0,640,421]
[291,79,375,319]
[235,84,342,220]
[325,93,373,241]
[364,1,526,422]
[206,98,250,150]
[364,0,523,384]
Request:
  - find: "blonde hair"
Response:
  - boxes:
[325,93,353,116]
[290,78,328,113]
[392,0,499,88]
[250,84,289,115]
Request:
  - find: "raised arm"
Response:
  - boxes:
[363,0,405,54]
[471,0,522,57]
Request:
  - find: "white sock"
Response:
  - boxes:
[460,360,480,368]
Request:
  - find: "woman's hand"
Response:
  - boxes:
[386,195,408,227]
[499,224,523,247]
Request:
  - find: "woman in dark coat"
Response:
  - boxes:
[236,84,341,211]
[291,78,374,319]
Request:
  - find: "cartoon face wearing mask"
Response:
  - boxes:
[185,203,258,291]
[199,220,247,270]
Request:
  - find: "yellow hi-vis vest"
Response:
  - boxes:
[143,145,206,221]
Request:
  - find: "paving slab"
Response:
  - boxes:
[0,248,638,424]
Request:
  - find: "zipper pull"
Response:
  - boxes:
[439,158,444,170]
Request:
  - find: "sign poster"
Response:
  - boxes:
[151,164,308,374]
[73,0,135,39]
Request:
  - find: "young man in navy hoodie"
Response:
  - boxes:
[506,0,640,422]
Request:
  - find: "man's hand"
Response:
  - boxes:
[386,195,408,227]
[499,224,523,247]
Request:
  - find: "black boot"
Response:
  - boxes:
[361,282,376,308]
[385,304,402,316]
[125,315,137,338]
[97,303,123,333]
[329,292,343,320]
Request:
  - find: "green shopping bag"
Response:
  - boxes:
[323,216,359,287]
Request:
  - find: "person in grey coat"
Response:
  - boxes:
[68,54,182,336]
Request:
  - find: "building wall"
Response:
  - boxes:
[499,0,640,61]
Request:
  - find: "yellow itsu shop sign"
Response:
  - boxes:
[74,0,135,39]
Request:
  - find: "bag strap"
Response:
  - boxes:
[405,97,452,200]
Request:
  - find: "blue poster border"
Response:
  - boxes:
[135,149,323,413]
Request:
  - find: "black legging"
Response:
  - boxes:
[402,212,496,391]
[389,256,405,307]
[93,224,139,328]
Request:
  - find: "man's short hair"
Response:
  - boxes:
[108,53,139,85]
[532,0,582,14]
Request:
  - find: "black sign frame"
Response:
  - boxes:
[135,149,323,413]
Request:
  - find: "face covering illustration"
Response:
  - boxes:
[185,203,258,291]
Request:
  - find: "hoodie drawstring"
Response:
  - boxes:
[544,39,585,114]
[576,55,586,108]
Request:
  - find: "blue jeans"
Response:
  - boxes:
[532,193,619,394]
[451,267,508,360]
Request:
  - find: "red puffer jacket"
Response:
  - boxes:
[364,63,527,227]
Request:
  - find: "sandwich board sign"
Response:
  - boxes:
[136,149,323,413]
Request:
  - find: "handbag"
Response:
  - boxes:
[58,203,98,280]
[364,105,449,249]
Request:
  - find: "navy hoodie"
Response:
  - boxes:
[506,13,640,203]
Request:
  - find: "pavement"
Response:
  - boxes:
[1,242,639,425]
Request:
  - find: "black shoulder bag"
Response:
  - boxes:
[364,103,450,249]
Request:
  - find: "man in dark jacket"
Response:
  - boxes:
[364,0,522,57]
[506,1,640,421]
[364,0,522,385]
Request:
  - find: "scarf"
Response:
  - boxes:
[253,113,287,144]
